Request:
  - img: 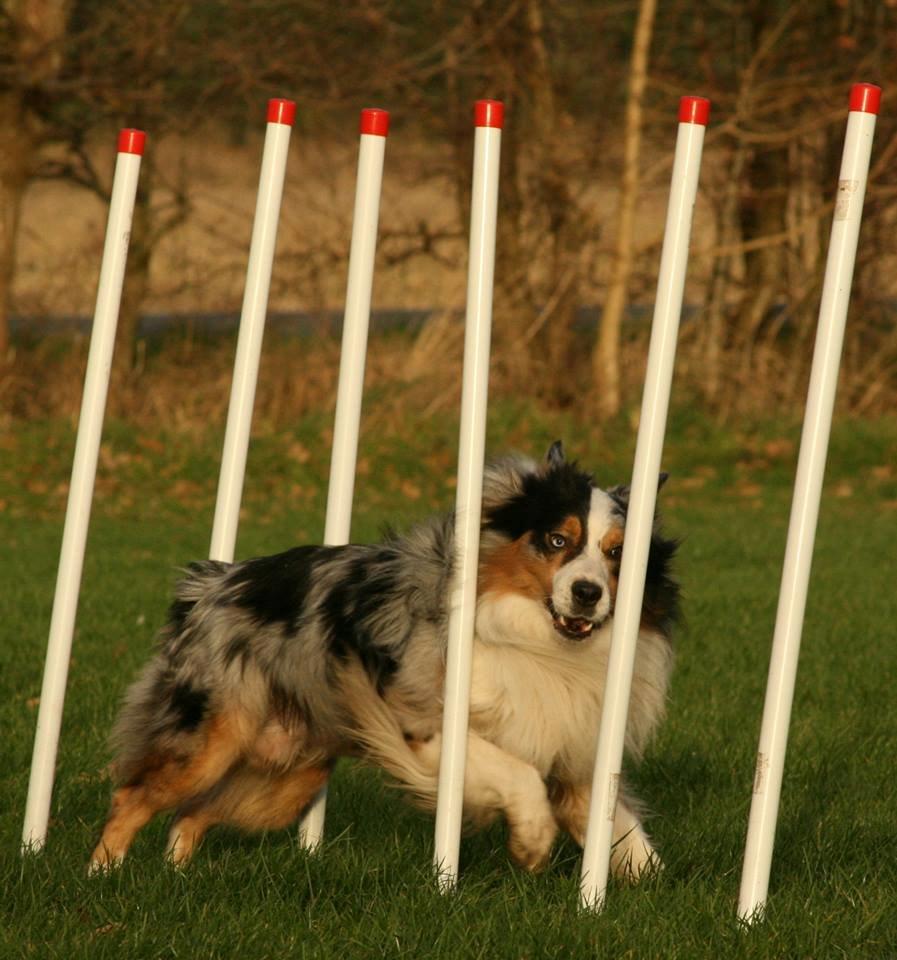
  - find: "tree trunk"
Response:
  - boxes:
[0,0,72,356]
[702,139,747,407]
[114,178,152,377]
[523,0,583,403]
[592,0,657,418]
[0,92,32,357]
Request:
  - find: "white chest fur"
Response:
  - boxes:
[470,594,611,783]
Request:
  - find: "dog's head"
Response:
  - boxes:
[479,441,674,643]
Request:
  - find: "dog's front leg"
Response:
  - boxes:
[549,780,661,882]
[415,732,557,871]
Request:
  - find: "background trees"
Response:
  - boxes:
[0,0,71,356]
[3,0,896,416]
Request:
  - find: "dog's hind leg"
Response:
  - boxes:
[548,780,591,847]
[549,780,660,882]
[89,712,243,872]
[166,761,332,865]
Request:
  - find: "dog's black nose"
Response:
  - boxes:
[571,580,602,608]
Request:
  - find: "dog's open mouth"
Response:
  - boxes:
[545,599,597,641]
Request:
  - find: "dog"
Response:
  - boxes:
[89,441,679,879]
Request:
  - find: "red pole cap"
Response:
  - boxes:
[360,108,390,137]
[117,129,146,156]
[267,98,297,126]
[474,99,504,129]
[849,83,881,115]
[678,96,711,126]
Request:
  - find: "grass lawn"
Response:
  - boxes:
[2,402,896,958]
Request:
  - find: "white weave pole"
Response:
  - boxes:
[737,82,880,926]
[433,99,503,892]
[299,107,390,850]
[22,129,147,853]
[209,98,295,563]
[579,96,709,911]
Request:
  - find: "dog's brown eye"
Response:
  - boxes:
[548,533,567,550]
[607,544,623,560]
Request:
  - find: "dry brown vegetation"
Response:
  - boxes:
[4,111,897,426]
[3,0,897,424]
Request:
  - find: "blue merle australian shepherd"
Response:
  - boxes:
[90,442,678,879]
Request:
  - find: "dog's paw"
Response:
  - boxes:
[610,836,662,884]
[87,846,123,876]
[507,803,558,872]
[165,824,196,867]
[504,766,558,871]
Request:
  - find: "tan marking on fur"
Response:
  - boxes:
[479,536,564,600]
[558,516,583,554]
[600,526,625,603]
[167,764,331,864]
[478,516,586,600]
[89,712,246,869]
[548,779,660,882]
[165,811,211,865]
[548,780,591,847]
[247,719,309,770]
[608,570,620,603]
[600,526,624,554]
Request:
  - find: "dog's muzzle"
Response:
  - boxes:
[545,599,602,641]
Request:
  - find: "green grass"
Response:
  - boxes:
[2,403,897,958]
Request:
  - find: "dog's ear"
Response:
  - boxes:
[608,483,630,508]
[546,440,565,468]
[609,473,669,508]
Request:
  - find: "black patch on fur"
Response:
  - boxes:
[546,440,565,467]
[643,533,681,636]
[170,683,209,731]
[228,546,336,629]
[320,551,408,690]
[166,597,195,636]
[607,487,629,522]
[608,475,668,520]
[222,633,252,673]
[607,486,681,636]
[485,461,593,543]
[163,561,232,660]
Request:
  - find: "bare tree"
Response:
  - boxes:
[6,0,897,418]
[0,0,71,357]
[591,0,657,417]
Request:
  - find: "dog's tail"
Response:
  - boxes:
[338,662,440,811]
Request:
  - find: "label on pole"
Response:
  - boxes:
[606,773,620,820]
[834,180,859,220]
[752,752,769,794]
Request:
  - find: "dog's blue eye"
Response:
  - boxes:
[549,533,567,550]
